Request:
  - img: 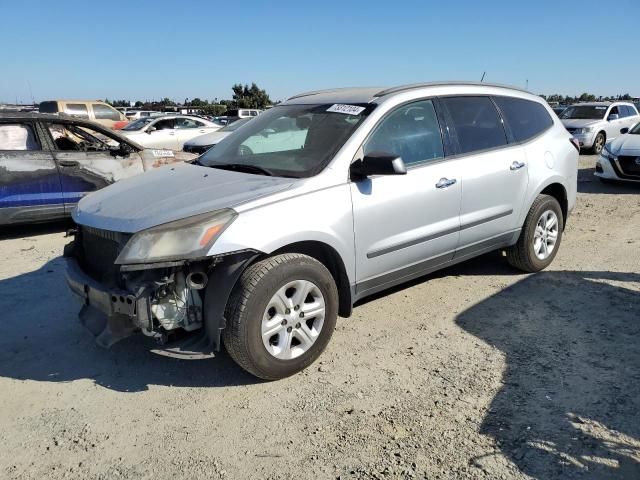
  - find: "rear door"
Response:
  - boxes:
[0,121,64,224]
[174,117,209,149]
[351,99,462,297]
[44,120,144,213]
[440,96,529,254]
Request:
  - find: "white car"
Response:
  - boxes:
[183,118,252,155]
[120,115,221,150]
[560,102,640,154]
[596,122,640,183]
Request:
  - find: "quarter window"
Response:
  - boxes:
[92,104,121,121]
[493,96,554,143]
[441,96,507,155]
[65,103,89,118]
[364,100,444,166]
[0,124,40,150]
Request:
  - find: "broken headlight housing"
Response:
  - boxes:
[115,209,237,264]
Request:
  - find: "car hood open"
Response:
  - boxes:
[73,162,295,233]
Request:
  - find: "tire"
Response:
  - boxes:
[591,132,605,155]
[506,194,563,273]
[223,253,338,380]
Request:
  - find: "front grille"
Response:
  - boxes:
[79,226,129,285]
[617,156,640,177]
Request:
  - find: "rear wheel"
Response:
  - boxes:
[506,194,563,272]
[592,132,605,155]
[223,254,338,380]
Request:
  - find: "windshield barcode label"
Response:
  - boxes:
[326,104,366,115]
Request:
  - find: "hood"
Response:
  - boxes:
[606,133,640,156]
[185,130,232,147]
[561,119,602,129]
[73,162,295,233]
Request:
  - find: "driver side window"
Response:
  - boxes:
[47,123,119,152]
[364,100,444,166]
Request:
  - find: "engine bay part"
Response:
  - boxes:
[149,271,203,333]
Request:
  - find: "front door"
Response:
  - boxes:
[350,99,462,298]
[45,121,144,213]
[0,121,63,223]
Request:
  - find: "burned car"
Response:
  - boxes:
[65,83,577,380]
[0,113,181,225]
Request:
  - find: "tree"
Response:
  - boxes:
[230,82,271,109]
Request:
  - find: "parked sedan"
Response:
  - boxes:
[560,102,640,154]
[183,118,252,154]
[119,115,221,150]
[0,113,181,225]
[596,122,640,183]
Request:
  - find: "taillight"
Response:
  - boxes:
[570,138,580,152]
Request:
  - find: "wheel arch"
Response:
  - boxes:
[538,182,568,229]
[271,241,353,318]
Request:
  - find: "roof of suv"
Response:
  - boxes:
[284,81,531,105]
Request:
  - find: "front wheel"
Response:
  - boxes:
[506,194,563,272]
[223,254,338,380]
[592,132,605,155]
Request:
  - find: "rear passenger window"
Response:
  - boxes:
[441,97,507,155]
[65,104,89,118]
[493,97,554,143]
[364,100,444,166]
[0,124,40,151]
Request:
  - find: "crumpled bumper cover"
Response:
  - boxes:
[65,257,150,347]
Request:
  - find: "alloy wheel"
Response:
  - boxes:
[261,279,326,360]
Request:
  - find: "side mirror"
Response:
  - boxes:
[146,126,156,134]
[350,152,407,180]
[608,114,619,121]
[620,127,629,134]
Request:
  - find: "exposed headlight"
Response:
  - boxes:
[574,127,594,134]
[601,144,616,161]
[115,209,237,264]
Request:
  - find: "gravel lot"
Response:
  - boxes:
[1,155,639,480]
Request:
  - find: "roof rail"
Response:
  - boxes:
[287,87,358,101]
[374,81,530,97]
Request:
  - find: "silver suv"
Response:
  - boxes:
[559,101,640,154]
[65,82,578,379]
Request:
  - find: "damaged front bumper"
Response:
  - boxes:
[66,256,153,348]
[65,236,260,352]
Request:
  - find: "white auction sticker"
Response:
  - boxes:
[327,104,366,115]
[152,149,175,158]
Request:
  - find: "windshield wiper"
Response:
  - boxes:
[210,163,274,176]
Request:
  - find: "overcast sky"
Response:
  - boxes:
[1,0,639,103]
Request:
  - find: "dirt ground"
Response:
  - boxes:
[0,155,638,480]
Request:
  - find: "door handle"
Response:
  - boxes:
[168,132,176,135]
[58,160,79,167]
[510,161,526,170]
[435,177,457,189]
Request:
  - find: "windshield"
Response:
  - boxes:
[122,118,154,131]
[560,105,607,120]
[629,122,640,135]
[199,103,372,177]
[220,118,251,132]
